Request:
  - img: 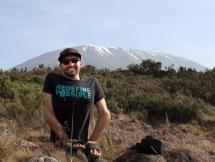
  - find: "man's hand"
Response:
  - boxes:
[85,141,102,157]
[64,139,85,153]
[86,141,102,156]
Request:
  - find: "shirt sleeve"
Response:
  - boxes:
[43,72,54,95]
[93,77,105,103]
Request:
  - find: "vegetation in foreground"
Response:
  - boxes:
[0,60,215,161]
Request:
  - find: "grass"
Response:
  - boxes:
[0,111,215,161]
[0,147,8,162]
[129,111,147,121]
[10,151,39,162]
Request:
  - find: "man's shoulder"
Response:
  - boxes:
[81,76,96,81]
[80,76,99,87]
[88,76,96,80]
[88,76,100,84]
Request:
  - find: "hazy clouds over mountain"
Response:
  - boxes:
[13,45,206,71]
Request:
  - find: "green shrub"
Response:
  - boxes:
[130,93,202,123]
[106,98,121,114]
[0,75,17,99]
[4,99,25,121]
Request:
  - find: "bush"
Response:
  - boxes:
[0,75,16,99]
[4,99,25,121]
[106,98,121,114]
[30,76,44,84]
[129,93,202,123]
[0,64,215,127]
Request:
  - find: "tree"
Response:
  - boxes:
[128,59,162,76]
[39,64,44,69]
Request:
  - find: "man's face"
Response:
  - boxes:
[59,55,82,78]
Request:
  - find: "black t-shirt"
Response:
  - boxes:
[43,71,105,143]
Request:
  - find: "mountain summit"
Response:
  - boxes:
[13,45,205,71]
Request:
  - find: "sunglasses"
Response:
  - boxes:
[61,58,80,65]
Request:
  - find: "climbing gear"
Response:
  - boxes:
[85,142,107,162]
[64,139,88,162]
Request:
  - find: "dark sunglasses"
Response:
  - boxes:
[61,58,80,65]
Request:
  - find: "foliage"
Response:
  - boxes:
[0,70,44,127]
[0,61,215,126]
[127,59,162,76]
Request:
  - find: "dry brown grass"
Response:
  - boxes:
[0,113,215,162]
[100,113,215,161]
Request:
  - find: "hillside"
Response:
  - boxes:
[1,113,215,162]
[12,45,206,71]
[1,62,215,161]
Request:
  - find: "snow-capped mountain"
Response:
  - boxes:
[12,45,206,71]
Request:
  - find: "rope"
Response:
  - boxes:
[78,107,90,141]
[69,98,76,160]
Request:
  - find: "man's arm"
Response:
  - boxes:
[43,92,69,145]
[88,98,111,143]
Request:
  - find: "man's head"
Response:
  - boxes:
[58,48,81,62]
[58,48,83,79]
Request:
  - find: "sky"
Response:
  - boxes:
[0,0,215,70]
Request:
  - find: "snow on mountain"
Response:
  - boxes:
[12,45,206,71]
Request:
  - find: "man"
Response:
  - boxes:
[43,48,111,159]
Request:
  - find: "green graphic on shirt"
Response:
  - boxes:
[55,84,92,99]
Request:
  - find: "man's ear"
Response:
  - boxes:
[80,60,85,68]
[59,64,62,69]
